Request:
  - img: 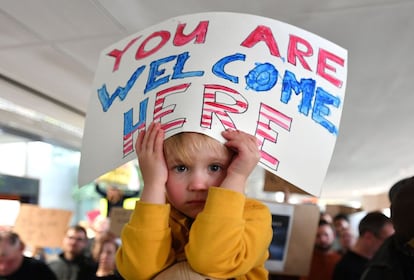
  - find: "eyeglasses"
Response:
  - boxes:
[65,236,86,242]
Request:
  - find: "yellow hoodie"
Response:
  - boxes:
[116,187,272,279]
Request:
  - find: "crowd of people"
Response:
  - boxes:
[1,120,413,280]
[2,177,414,280]
[1,123,272,280]
[0,218,123,280]
[298,175,414,280]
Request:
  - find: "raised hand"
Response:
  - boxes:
[220,129,260,193]
[135,122,168,203]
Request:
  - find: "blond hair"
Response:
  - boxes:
[163,132,231,165]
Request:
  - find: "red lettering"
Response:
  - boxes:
[255,103,292,170]
[153,83,189,131]
[135,31,171,60]
[317,49,345,88]
[173,21,209,46]
[201,84,248,129]
[107,36,141,72]
[241,25,281,57]
[287,35,313,71]
[107,21,209,70]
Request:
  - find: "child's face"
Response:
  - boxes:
[164,134,231,218]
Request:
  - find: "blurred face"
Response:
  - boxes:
[381,223,395,239]
[0,241,23,276]
[63,229,87,257]
[334,218,349,233]
[372,223,395,252]
[99,242,117,270]
[107,187,122,203]
[315,224,335,252]
[164,134,231,218]
[339,228,355,249]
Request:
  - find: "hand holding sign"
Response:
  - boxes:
[135,122,168,203]
[221,129,261,193]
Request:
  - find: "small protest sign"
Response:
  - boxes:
[109,207,133,237]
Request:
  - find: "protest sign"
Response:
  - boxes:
[13,204,72,248]
[109,207,133,237]
[79,12,347,196]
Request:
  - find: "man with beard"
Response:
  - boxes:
[300,219,342,280]
[48,225,96,280]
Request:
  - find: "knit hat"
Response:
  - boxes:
[153,261,223,280]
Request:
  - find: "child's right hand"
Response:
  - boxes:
[135,122,168,203]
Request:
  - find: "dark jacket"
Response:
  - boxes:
[48,253,96,280]
[95,183,139,216]
[0,256,57,280]
[361,234,414,280]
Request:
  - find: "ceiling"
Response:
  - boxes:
[1,0,413,203]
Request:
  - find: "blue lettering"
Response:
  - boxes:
[212,53,246,83]
[144,55,176,93]
[145,52,204,93]
[245,63,278,91]
[123,98,149,136]
[97,66,145,112]
[312,88,340,135]
[172,52,204,79]
[281,70,316,116]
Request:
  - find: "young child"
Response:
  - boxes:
[116,122,272,279]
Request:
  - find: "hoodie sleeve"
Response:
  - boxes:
[116,201,175,280]
[186,187,272,279]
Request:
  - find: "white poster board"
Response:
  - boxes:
[79,12,347,196]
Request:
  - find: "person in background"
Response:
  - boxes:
[320,211,333,224]
[116,122,273,279]
[92,233,123,279]
[48,225,96,280]
[300,219,341,280]
[95,184,139,217]
[336,227,356,255]
[85,215,110,258]
[332,213,351,252]
[387,176,407,203]
[0,230,57,279]
[333,213,350,233]
[361,176,414,280]
[333,211,394,279]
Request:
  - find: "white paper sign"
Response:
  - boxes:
[79,12,347,196]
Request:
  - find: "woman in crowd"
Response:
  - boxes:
[92,233,123,280]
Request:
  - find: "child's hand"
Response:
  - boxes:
[135,122,168,203]
[220,129,260,193]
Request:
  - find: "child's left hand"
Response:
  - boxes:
[220,129,260,193]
